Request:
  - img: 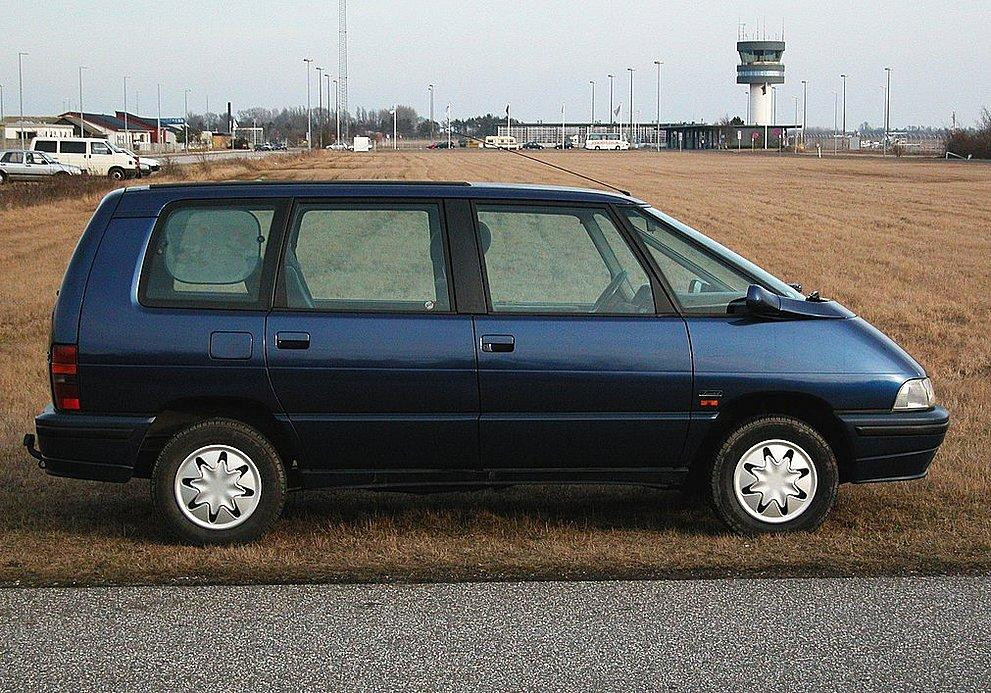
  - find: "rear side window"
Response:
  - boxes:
[3,152,23,164]
[34,140,57,153]
[281,202,451,312]
[139,202,287,309]
[60,141,86,154]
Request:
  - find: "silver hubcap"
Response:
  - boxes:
[174,445,261,530]
[733,439,817,524]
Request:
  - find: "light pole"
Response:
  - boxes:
[18,52,27,150]
[883,67,891,156]
[801,80,808,148]
[316,66,323,148]
[428,84,434,141]
[183,88,190,152]
[832,90,838,155]
[156,83,162,152]
[303,58,313,149]
[840,74,848,144]
[333,78,340,144]
[78,66,87,137]
[627,68,635,143]
[0,84,4,144]
[326,73,332,145]
[653,60,662,151]
[589,80,595,124]
[608,74,614,126]
[743,89,749,124]
[122,75,129,149]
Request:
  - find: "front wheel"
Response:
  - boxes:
[151,418,287,545]
[710,416,838,534]
[108,167,125,180]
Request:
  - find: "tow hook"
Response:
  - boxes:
[23,434,45,467]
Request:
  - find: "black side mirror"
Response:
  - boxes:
[745,284,783,317]
[788,282,803,293]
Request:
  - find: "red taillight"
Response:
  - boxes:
[51,344,80,410]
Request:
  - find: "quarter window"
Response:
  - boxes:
[283,203,451,312]
[140,202,284,309]
[477,204,653,314]
[34,140,57,153]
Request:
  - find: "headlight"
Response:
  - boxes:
[893,378,935,411]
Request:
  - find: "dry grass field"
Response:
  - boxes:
[1,149,989,586]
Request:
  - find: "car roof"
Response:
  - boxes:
[113,180,647,217]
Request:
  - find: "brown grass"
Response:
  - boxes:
[1,150,990,586]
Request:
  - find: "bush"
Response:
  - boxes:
[945,108,991,159]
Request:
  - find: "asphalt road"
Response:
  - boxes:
[1,577,988,691]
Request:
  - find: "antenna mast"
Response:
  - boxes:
[339,0,349,139]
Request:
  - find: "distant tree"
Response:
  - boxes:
[945,107,991,159]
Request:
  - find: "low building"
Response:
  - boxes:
[498,121,798,150]
[57,112,154,150]
[2,117,76,145]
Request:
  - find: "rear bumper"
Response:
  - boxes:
[26,405,154,483]
[837,406,950,483]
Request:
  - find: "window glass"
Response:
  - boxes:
[34,140,57,153]
[623,208,759,314]
[60,141,86,154]
[141,203,281,309]
[477,204,652,314]
[285,203,450,312]
[27,152,48,164]
[90,141,111,155]
[4,152,23,164]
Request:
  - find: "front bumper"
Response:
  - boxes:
[837,406,950,483]
[25,405,154,483]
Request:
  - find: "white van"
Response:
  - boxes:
[584,133,630,150]
[30,137,140,179]
[483,135,520,150]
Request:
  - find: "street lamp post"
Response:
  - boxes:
[78,66,87,137]
[428,84,434,141]
[801,80,808,148]
[832,90,838,155]
[0,84,4,143]
[316,66,323,148]
[18,52,27,150]
[840,74,848,144]
[326,73,332,145]
[333,78,340,144]
[589,80,595,124]
[653,60,662,151]
[608,74,614,126]
[883,67,891,156]
[156,83,162,152]
[627,68,635,144]
[303,58,313,149]
[122,75,129,149]
[183,88,190,152]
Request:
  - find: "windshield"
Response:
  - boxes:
[625,207,804,314]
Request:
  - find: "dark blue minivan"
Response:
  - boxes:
[25,181,949,543]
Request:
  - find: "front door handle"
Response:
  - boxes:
[276,331,310,350]
[481,334,515,353]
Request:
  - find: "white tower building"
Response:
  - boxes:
[737,39,785,126]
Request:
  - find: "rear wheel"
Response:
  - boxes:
[709,416,838,534]
[151,418,287,545]
[0,171,7,184]
[108,167,125,180]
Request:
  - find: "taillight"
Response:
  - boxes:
[51,344,80,411]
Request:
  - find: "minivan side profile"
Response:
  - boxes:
[30,137,140,179]
[24,181,949,544]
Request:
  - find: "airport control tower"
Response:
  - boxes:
[737,37,785,125]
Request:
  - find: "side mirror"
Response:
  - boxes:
[745,284,783,317]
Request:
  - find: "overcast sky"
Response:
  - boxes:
[1,1,988,128]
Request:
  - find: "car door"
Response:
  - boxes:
[265,198,479,481]
[472,202,693,480]
[1,151,29,180]
[26,151,55,178]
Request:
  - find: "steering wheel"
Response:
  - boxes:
[593,270,629,313]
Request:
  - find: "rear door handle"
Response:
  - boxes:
[276,331,310,349]
[481,334,515,353]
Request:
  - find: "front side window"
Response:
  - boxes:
[90,141,112,155]
[622,208,799,315]
[477,204,653,315]
[283,203,451,313]
[141,202,284,309]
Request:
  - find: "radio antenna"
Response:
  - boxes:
[448,128,633,197]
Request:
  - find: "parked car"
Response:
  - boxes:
[255,143,273,151]
[110,144,160,175]
[0,150,83,183]
[31,137,140,179]
[324,142,349,151]
[521,141,544,150]
[584,133,630,150]
[24,182,949,544]
[427,141,457,149]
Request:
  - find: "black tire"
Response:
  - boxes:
[151,418,287,545]
[710,416,838,534]
[0,171,7,185]
[108,167,125,181]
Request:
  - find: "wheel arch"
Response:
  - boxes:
[686,391,854,488]
[134,397,298,480]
